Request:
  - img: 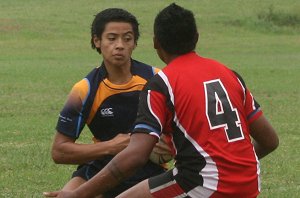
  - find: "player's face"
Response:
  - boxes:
[94,22,136,68]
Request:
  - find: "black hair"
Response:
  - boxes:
[154,3,198,55]
[91,8,140,53]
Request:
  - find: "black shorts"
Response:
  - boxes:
[72,160,164,198]
[148,168,216,198]
[148,169,189,198]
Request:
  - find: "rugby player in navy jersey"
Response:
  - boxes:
[43,8,168,198]
[44,3,279,198]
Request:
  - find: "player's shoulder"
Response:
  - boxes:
[79,65,107,91]
[200,56,246,83]
[69,66,106,101]
[142,71,169,95]
[73,78,89,89]
[230,70,247,89]
[131,59,160,80]
[85,65,106,81]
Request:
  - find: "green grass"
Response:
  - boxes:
[1,0,299,197]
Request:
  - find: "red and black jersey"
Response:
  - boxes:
[133,52,262,197]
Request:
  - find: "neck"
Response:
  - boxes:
[104,61,132,85]
[157,47,180,64]
[164,54,179,64]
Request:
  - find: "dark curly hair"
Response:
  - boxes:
[91,8,140,54]
[154,3,198,55]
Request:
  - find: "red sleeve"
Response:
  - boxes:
[244,90,262,124]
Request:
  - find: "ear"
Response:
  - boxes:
[93,35,101,48]
[153,36,160,50]
[153,36,167,63]
[194,32,199,45]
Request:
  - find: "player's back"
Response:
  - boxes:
[163,52,260,197]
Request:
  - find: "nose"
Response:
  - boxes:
[115,38,124,49]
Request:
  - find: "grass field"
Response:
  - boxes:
[1,0,300,197]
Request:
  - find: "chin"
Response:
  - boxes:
[113,60,128,67]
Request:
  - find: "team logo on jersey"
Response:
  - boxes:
[59,114,72,123]
[100,108,114,117]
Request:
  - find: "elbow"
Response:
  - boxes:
[253,134,279,160]
[266,131,279,153]
[264,135,279,155]
[52,156,60,164]
[269,136,279,152]
[51,148,64,164]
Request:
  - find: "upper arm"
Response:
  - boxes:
[56,79,90,138]
[53,131,76,146]
[232,70,279,156]
[133,75,171,137]
[124,133,158,166]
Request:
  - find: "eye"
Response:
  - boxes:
[124,36,133,42]
[108,37,115,41]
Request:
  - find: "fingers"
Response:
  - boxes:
[153,143,172,155]
[156,140,171,150]
[156,142,171,150]
[43,191,59,197]
[115,133,130,140]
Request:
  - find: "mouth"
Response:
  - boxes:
[113,54,124,59]
[114,53,124,57]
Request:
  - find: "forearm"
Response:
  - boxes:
[52,132,130,164]
[74,133,156,197]
[252,139,271,159]
[250,115,279,160]
[76,152,143,197]
[52,141,113,164]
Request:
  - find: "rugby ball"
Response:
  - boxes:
[149,135,174,165]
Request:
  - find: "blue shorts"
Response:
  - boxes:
[72,159,165,198]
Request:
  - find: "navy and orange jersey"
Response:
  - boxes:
[56,59,160,141]
[133,52,262,197]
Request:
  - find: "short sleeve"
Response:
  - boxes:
[56,79,90,138]
[133,76,170,139]
[233,71,263,124]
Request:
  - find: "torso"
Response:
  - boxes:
[133,52,262,197]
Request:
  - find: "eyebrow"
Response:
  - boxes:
[106,31,134,36]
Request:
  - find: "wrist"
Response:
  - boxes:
[74,186,91,198]
[96,140,114,156]
[105,139,116,155]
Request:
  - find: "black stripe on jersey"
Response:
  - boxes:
[145,74,175,113]
[232,70,246,90]
[134,75,175,134]
[171,124,206,192]
[146,74,206,192]
[232,70,261,109]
